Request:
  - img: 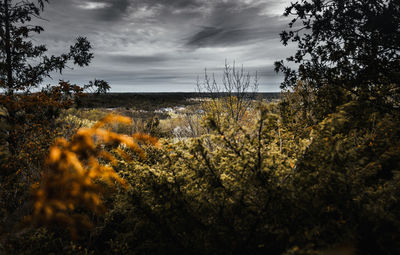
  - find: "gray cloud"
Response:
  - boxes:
[94,0,131,21]
[35,0,294,92]
[186,1,288,48]
[186,26,275,47]
[137,0,203,9]
[107,54,170,64]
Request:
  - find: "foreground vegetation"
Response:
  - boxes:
[1,86,400,254]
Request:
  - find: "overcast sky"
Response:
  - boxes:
[36,0,295,92]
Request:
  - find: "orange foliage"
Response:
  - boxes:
[30,114,159,237]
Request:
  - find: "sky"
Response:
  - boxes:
[35,0,295,92]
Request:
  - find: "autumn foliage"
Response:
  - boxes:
[30,115,159,236]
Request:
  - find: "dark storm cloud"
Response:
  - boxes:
[137,0,203,9]
[36,0,293,92]
[95,0,131,21]
[186,26,274,47]
[187,26,225,47]
[186,1,287,48]
[108,54,170,64]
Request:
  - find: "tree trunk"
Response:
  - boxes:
[2,0,17,156]
[4,0,13,96]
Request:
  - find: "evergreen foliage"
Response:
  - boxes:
[275,0,400,116]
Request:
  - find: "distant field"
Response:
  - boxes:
[78,92,281,110]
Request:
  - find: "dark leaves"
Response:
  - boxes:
[69,37,94,67]
[276,0,400,112]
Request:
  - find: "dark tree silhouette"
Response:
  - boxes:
[275,0,400,110]
[0,0,93,156]
[84,79,111,95]
[0,0,93,95]
[0,1,97,229]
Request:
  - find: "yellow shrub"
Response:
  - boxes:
[30,114,159,237]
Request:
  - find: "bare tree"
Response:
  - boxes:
[196,61,259,123]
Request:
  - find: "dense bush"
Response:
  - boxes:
[2,89,400,254]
